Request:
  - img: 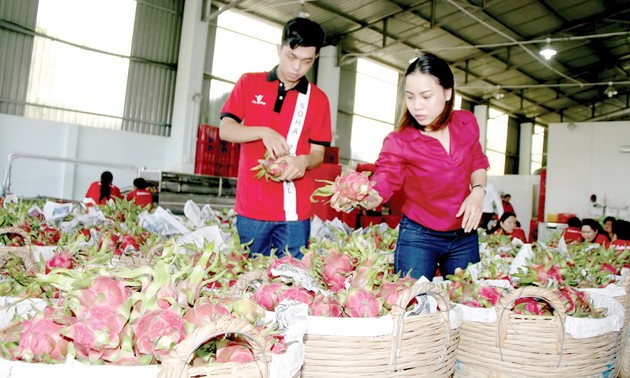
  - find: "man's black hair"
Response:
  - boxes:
[282,17,325,54]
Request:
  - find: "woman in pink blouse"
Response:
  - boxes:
[357,53,489,280]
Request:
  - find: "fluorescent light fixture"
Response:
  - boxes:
[605,81,618,98]
[539,38,557,60]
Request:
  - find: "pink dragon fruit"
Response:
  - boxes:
[74,276,132,309]
[378,278,416,310]
[477,285,502,307]
[277,286,314,306]
[340,287,383,317]
[17,307,70,362]
[311,169,378,212]
[252,282,289,311]
[309,294,343,317]
[252,154,289,182]
[183,298,231,328]
[215,339,254,363]
[321,249,353,293]
[46,251,75,272]
[133,308,186,361]
[62,304,128,352]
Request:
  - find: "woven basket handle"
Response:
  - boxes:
[497,286,566,364]
[389,281,451,371]
[227,269,268,297]
[0,226,37,271]
[158,316,270,378]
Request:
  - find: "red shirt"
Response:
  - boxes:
[590,233,609,245]
[561,226,583,243]
[502,201,515,214]
[372,110,489,231]
[126,189,153,208]
[85,181,122,205]
[221,69,332,221]
[493,227,527,243]
[611,240,630,251]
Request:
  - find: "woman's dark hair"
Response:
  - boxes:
[99,171,113,202]
[603,216,616,224]
[397,53,455,132]
[489,212,516,234]
[613,220,630,241]
[567,216,582,228]
[581,218,610,242]
[282,17,326,54]
[133,177,149,190]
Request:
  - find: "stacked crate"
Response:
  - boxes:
[194,124,240,178]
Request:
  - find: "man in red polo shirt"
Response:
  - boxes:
[219,17,332,258]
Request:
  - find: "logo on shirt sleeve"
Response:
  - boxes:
[252,95,266,105]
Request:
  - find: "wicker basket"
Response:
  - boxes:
[159,316,271,378]
[0,227,37,272]
[301,281,460,377]
[455,286,626,378]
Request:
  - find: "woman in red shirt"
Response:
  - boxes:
[85,171,122,206]
[352,53,489,280]
[581,218,610,245]
[490,212,527,242]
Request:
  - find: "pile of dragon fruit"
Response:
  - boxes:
[0,194,628,369]
[0,198,400,367]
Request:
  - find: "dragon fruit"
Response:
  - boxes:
[251,153,289,182]
[310,169,378,212]
[16,307,70,362]
[309,293,343,317]
[215,339,254,363]
[133,308,186,361]
[340,287,383,317]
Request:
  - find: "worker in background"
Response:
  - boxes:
[501,193,515,215]
[490,212,527,243]
[218,17,331,259]
[602,216,616,240]
[581,218,610,245]
[126,177,154,208]
[560,216,583,244]
[480,182,503,231]
[609,220,630,250]
[85,171,122,206]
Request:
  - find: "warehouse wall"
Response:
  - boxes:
[546,121,630,220]
[0,114,167,200]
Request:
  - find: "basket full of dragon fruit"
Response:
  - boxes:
[445,244,627,378]
[238,229,462,378]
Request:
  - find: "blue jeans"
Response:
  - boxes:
[236,215,309,259]
[394,215,480,281]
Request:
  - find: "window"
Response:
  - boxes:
[530,125,545,174]
[486,107,508,175]
[25,0,136,130]
[350,59,398,163]
[206,11,282,126]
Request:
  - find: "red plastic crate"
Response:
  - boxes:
[324,146,339,164]
[195,161,216,176]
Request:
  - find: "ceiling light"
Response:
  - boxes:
[539,38,557,60]
[604,82,618,98]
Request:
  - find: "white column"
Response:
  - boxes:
[165,0,208,173]
[316,45,340,146]
[473,104,488,152]
[519,122,533,175]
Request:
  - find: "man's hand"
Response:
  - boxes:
[276,155,309,181]
[260,128,289,160]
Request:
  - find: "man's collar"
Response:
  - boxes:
[267,66,309,94]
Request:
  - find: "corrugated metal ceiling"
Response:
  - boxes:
[210,0,630,125]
